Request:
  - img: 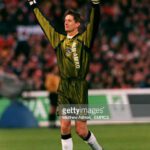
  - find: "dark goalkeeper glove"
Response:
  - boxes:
[28,0,37,6]
[91,0,100,4]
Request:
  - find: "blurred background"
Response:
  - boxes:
[0,0,149,90]
[0,1,150,149]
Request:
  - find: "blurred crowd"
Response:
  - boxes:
[0,0,150,90]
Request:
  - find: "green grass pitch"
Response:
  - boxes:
[0,124,150,150]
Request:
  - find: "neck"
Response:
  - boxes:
[67,30,79,37]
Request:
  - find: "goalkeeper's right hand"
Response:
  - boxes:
[28,0,37,6]
[91,0,100,5]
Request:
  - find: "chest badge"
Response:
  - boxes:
[65,48,72,57]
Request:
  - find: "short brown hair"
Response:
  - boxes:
[64,9,82,23]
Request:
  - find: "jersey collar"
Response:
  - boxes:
[67,33,80,39]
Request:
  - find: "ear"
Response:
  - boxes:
[76,22,80,28]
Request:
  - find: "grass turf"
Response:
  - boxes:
[0,124,150,150]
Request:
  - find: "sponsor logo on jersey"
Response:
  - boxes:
[72,42,80,69]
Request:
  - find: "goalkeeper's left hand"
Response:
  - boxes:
[28,0,37,6]
[91,0,100,4]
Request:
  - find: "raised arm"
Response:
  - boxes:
[28,0,65,49]
[81,0,100,48]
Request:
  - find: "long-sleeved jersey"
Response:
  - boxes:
[32,3,100,79]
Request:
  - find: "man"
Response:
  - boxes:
[28,0,103,149]
[45,65,60,128]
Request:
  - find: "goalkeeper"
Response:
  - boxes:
[28,0,103,150]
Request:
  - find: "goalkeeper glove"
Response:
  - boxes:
[28,0,37,6]
[91,0,100,4]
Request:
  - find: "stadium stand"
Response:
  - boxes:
[0,0,149,90]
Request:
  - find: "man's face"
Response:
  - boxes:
[64,15,80,33]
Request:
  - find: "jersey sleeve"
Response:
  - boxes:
[81,3,100,48]
[33,7,64,49]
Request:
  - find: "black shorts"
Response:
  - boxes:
[49,92,58,106]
